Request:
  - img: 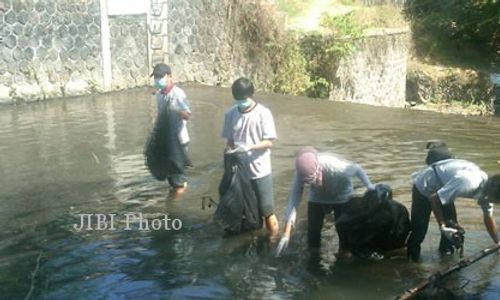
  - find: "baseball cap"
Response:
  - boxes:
[151,63,172,78]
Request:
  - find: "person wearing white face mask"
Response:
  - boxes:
[151,63,192,197]
[221,77,280,239]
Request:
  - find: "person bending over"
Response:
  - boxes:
[277,147,375,259]
[407,157,500,261]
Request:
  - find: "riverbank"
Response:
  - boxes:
[1,0,496,116]
[275,1,497,116]
[409,102,491,116]
[406,61,494,116]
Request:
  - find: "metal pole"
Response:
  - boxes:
[99,0,112,90]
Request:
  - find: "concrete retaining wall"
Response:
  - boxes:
[0,0,103,103]
[0,0,274,104]
[330,29,409,107]
[1,0,409,108]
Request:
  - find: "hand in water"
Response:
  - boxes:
[275,236,289,257]
[440,224,458,243]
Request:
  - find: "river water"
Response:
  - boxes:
[0,85,499,299]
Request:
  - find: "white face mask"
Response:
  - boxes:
[154,78,168,89]
[236,98,251,110]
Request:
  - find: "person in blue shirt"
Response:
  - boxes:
[407,156,500,261]
[276,147,375,259]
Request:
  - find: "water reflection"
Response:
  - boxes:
[0,86,499,299]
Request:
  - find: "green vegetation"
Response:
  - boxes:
[301,13,366,97]
[238,1,402,98]
[268,34,311,96]
[272,1,408,98]
[243,0,496,113]
[351,5,407,28]
[405,0,500,70]
[276,0,315,18]
[402,0,498,113]
[236,0,310,96]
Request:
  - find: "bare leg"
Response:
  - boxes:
[265,214,279,241]
[171,182,188,198]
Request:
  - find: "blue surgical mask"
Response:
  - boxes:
[236,98,251,110]
[154,78,168,89]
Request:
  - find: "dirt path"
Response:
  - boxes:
[287,0,354,31]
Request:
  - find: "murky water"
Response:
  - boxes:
[1,85,499,299]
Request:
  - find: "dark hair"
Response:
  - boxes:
[426,140,447,150]
[484,174,500,203]
[231,77,254,99]
[425,140,453,165]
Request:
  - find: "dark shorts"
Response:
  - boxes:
[167,143,189,188]
[251,174,274,218]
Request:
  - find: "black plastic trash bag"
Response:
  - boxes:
[214,152,263,234]
[335,184,411,255]
[144,101,186,181]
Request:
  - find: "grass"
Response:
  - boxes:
[277,0,491,70]
[410,19,495,71]
[276,0,315,18]
[351,5,408,29]
[273,0,495,111]
[277,0,407,32]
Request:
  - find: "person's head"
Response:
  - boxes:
[483,174,500,204]
[295,147,322,186]
[425,140,454,165]
[232,77,254,110]
[232,77,254,100]
[151,63,172,89]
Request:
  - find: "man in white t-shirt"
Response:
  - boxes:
[407,158,500,261]
[221,77,279,238]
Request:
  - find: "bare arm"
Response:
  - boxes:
[483,213,499,244]
[429,193,446,226]
[226,139,235,150]
[353,163,374,189]
[248,139,273,151]
[179,110,191,120]
[283,222,293,238]
[282,173,304,237]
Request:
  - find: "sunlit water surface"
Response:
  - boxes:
[1,85,499,299]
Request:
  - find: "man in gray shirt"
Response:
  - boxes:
[407,158,500,261]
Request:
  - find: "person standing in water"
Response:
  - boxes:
[221,77,279,239]
[152,63,191,197]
